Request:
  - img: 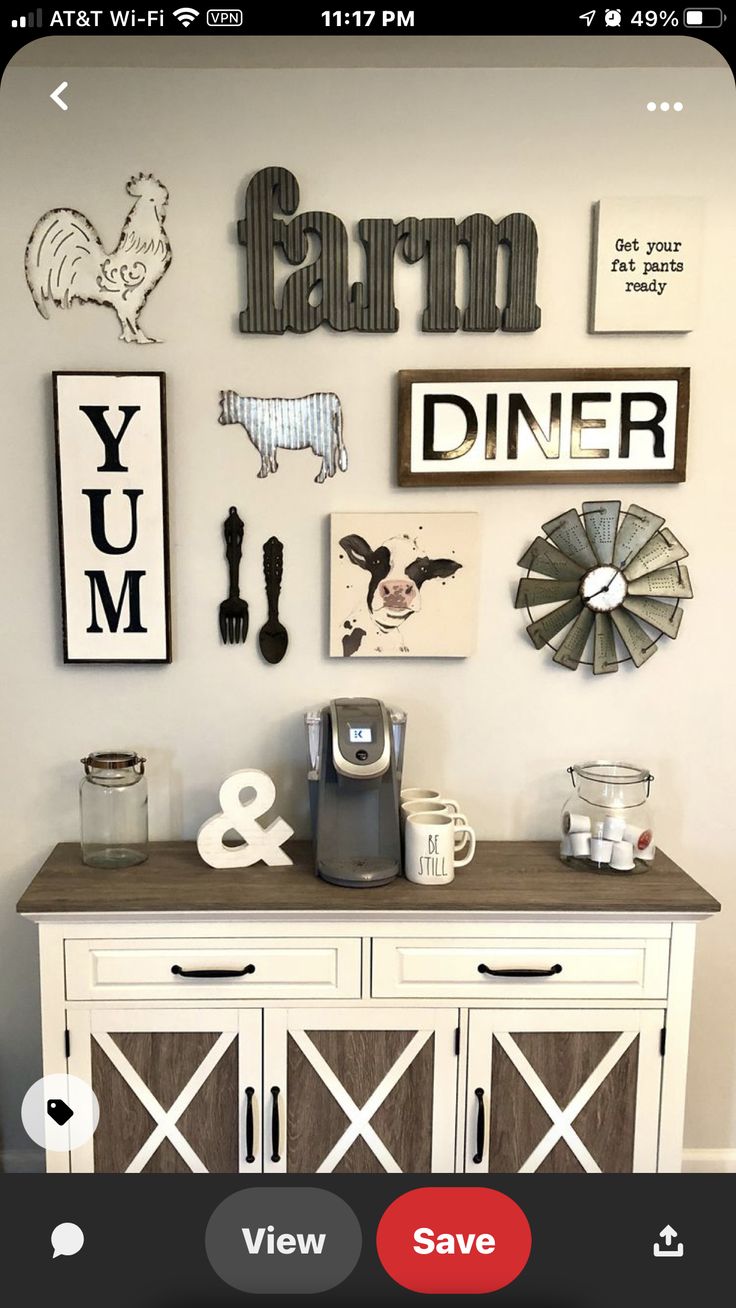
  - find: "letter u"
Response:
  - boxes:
[82,488,143,555]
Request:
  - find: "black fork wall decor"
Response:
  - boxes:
[219,506,249,645]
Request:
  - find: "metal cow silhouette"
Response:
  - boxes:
[219,390,347,483]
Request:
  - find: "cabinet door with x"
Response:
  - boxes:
[67,1008,262,1173]
[264,1008,459,1173]
[464,1008,664,1174]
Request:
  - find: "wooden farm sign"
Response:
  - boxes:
[238,166,540,335]
[398,369,689,486]
[53,372,171,662]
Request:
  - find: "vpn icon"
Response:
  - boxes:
[174,6,200,24]
[47,1098,74,1127]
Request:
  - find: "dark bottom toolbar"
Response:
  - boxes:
[3,1174,728,1305]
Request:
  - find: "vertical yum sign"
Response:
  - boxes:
[53,373,171,663]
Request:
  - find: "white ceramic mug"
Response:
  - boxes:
[400,787,460,813]
[401,798,470,850]
[405,812,476,886]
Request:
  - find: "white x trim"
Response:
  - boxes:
[494,1030,637,1174]
[93,1030,237,1173]
[289,1029,432,1173]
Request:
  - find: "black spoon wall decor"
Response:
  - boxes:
[219,506,249,644]
[258,537,288,664]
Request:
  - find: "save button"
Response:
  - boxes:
[376,1187,531,1294]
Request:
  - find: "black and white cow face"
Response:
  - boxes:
[339,533,461,630]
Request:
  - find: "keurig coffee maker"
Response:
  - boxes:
[305,698,406,887]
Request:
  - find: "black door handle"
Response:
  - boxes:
[477,963,563,978]
[245,1086,255,1164]
[171,964,256,978]
[473,1087,485,1165]
[271,1086,281,1163]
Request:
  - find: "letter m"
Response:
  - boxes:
[85,571,148,633]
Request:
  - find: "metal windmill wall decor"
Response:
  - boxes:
[514,501,693,673]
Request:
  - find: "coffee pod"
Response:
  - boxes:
[564,813,592,835]
[610,840,636,871]
[623,824,654,852]
[602,816,625,842]
[560,834,573,857]
[590,837,613,865]
[637,841,656,863]
[570,831,591,857]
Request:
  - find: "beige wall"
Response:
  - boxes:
[0,37,734,1166]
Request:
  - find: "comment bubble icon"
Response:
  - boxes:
[51,1223,84,1260]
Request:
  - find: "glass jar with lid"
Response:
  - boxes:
[80,751,148,868]
[561,761,654,873]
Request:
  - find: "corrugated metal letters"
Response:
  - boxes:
[238,166,541,335]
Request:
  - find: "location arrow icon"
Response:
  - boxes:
[50,82,69,111]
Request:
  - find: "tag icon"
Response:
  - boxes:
[47,1099,74,1127]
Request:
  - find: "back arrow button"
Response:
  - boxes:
[50,82,69,111]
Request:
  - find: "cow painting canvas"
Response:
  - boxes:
[330,513,480,658]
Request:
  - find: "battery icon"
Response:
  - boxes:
[683,7,723,24]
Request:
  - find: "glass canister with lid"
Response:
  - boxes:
[80,751,148,868]
[560,761,654,873]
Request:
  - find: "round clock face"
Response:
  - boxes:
[580,565,627,613]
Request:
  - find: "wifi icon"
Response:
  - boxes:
[174,6,199,25]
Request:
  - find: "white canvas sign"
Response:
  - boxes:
[53,372,171,662]
[330,512,480,658]
[590,198,703,332]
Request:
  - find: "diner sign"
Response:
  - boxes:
[398,369,689,486]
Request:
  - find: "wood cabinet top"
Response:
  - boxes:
[16,840,720,917]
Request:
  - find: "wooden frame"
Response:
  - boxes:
[397,368,690,486]
[52,371,171,663]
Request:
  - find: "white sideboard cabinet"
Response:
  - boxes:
[17,840,720,1175]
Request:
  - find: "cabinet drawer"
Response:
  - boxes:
[65,937,362,1001]
[372,936,669,1000]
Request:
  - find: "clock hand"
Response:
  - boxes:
[586,580,614,600]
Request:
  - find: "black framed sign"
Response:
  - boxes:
[398,368,690,486]
[52,372,171,663]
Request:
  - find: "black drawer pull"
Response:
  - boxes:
[473,1088,485,1165]
[245,1086,255,1164]
[477,963,563,979]
[271,1086,281,1163]
[171,964,256,979]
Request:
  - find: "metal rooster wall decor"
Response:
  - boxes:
[515,501,693,673]
[25,173,172,344]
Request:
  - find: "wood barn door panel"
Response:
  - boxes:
[466,1009,662,1175]
[90,1037,157,1173]
[573,1039,639,1172]
[71,1009,259,1174]
[267,1008,457,1175]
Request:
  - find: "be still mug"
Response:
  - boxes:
[401,799,470,851]
[405,812,476,886]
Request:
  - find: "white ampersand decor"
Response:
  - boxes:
[197,769,294,868]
